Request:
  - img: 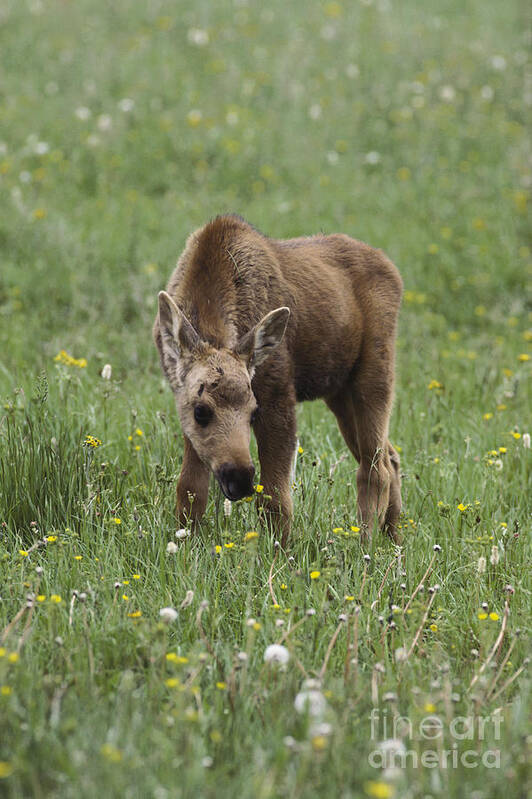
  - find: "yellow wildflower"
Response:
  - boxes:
[489,612,499,621]
[364,782,395,799]
[424,703,436,713]
[50,595,62,603]
[255,484,264,493]
[216,681,226,690]
[1,686,12,696]
[478,612,488,620]
[7,653,19,664]
[127,610,142,618]
[517,353,530,362]
[310,570,321,579]
[0,762,13,778]
[18,550,29,557]
[244,531,258,542]
[100,744,123,763]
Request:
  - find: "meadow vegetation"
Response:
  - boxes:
[0,0,530,797]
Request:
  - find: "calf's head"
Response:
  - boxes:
[155,291,289,501]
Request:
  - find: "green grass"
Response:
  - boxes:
[0,0,530,797]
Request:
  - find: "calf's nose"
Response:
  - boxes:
[217,463,255,501]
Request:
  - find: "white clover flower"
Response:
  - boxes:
[175,528,190,540]
[294,682,327,717]
[264,644,290,666]
[75,106,91,121]
[118,98,135,112]
[101,363,112,380]
[166,541,178,554]
[159,607,178,623]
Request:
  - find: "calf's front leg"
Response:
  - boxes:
[254,403,297,546]
[176,435,210,527]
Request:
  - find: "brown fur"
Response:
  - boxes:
[153,214,403,543]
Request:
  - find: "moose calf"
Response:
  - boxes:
[154,215,402,543]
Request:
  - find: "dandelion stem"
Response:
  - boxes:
[489,660,529,703]
[404,553,436,614]
[486,636,517,699]
[268,550,278,606]
[319,620,345,680]
[405,589,437,659]
[371,555,398,610]
[469,599,510,691]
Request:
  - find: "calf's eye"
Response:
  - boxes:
[250,408,258,424]
[194,404,213,427]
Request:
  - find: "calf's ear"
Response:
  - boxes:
[155,291,201,380]
[237,307,290,370]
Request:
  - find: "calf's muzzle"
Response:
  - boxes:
[217,463,255,501]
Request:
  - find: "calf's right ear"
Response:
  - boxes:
[155,291,201,381]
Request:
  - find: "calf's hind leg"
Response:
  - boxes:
[327,370,401,540]
[351,358,400,540]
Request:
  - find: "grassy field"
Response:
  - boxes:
[0,0,530,797]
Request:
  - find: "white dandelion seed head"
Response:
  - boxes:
[34,141,49,155]
[97,114,112,131]
[522,433,530,449]
[75,106,91,121]
[326,151,339,165]
[187,28,209,46]
[118,98,135,112]
[294,688,327,717]
[159,607,178,623]
[101,363,112,380]
[308,103,322,120]
[346,63,360,79]
[364,151,381,165]
[201,756,213,768]
[166,541,178,554]
[175,528,190,540]
[494,459,503,471]
[237,651,248,662]
[19,171,31,183]
[439,85,456,102]
[264,643,290,666]
[480,85,494,101]
[490,55,506,71]
[310,722,333,737]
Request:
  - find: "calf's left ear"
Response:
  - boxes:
[237,307,290,369]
